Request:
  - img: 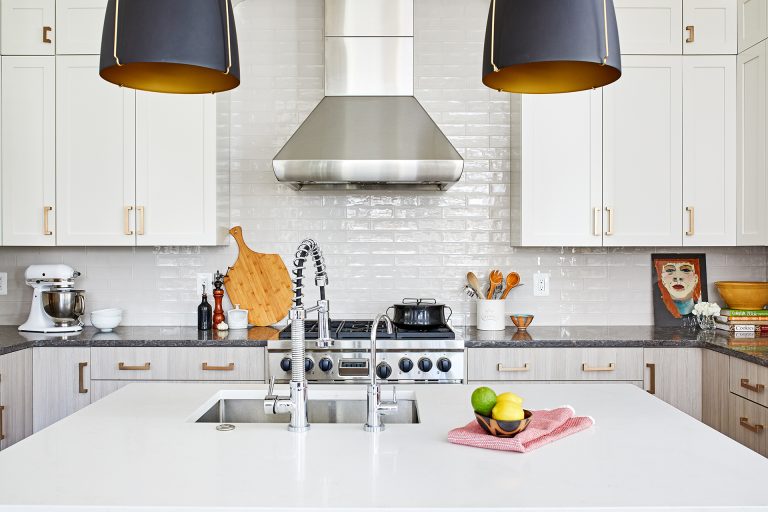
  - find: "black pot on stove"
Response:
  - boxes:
[387,298,452,331]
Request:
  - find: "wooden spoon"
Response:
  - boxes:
[487,270,503,300]
[501,272,521,299]
[466,272,484,299]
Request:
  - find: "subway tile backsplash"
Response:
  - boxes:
[0,0,764,327]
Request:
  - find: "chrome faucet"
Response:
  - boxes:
[264,239,329,432]
[364,313,398,432]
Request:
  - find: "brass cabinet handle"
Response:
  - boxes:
[604,207,614,236]
[43,26,52,44]
[582,362,615,372]
[124,206,134,235]
[686,25,695,43]
[685,206,695,236]
[43,206,53,235]
[78,362,88,394]
[646,363,656,394]
[497,363,529,372]
[740,417,765,433]
[593,207,601,236]
[0,405,5,441]
[137,206,145,235]
[118,362,150,371]
[741,378,766,393]
[202,362,235,371]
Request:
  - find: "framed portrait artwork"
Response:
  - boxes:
[651,253,708,327]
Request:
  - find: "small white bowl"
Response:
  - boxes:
[91,311,122,332]
[91,308,122,318]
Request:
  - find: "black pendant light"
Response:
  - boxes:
[99,0,240,94]
[482,0,621,94]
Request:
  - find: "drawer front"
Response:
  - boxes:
[730,357,768,408]
[728,393,768,456]
[167,348,265,381]
[91,348,169,380]
[467,348,643,381]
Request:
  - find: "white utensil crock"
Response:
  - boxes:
[476,300,506,331]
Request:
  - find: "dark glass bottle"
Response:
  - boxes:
[197,285,212,331]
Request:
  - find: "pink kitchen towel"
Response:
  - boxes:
[447,406,594,453]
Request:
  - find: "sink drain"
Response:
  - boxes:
[216,423,235,431]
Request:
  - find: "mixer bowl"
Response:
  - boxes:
[42,289,85,327]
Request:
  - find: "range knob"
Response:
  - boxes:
[318,357,333,373]
[304,358,314,372]
[398,357,414,373]
[279,357,292,372]
[376,362,393,380]
[437,357,452,373]
[418,357,433,372]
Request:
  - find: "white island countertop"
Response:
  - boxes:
[1,382,767,511]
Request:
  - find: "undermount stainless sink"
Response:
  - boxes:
[196,397,420,425]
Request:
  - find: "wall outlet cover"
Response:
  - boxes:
[533,271,550,297]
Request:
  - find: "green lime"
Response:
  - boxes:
[471,386,497,416]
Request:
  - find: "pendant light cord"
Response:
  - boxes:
[602,0,609,65]
[113,0,122,67]
[490,0,499,72]
[224,0,232,75]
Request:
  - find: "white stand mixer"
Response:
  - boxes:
[19,264,85,333]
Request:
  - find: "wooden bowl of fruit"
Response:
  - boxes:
[471,386,532,438]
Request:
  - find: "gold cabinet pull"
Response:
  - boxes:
[740,417,765,433]
[646,363,656,394]
[118,362,150,371]
[593,207,601,236]
[202,362,235,371]
[685,206,695,236]
[42,26,52,44]
[582,362,615,372]
[124,206,134,235]
[43,206,53,235]
[686,25,695,43]
[0,405,5,441]
[741,378,765,393]
[497,363,529,372]
[78,362,88,394]
[604,207,614,236]
[137,206,145,235]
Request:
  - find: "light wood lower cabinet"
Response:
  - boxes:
[728,392,768,456]
[730,356,768,407]
[0,349,32,450]
[644,348,702,420]
[32,347,90,432]
[703,349,731,431]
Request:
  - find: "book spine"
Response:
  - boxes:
[715,322,758,332]
[720,309,768,317]
[715,316,768,325]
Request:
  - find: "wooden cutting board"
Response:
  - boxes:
[223,226,293,327]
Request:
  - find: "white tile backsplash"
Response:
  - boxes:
[0,0,764,327]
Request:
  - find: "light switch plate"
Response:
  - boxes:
[0,272,7,295]
[196,273,213,295]
[533,271,549,297]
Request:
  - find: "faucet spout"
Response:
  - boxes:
[364,313,397,432]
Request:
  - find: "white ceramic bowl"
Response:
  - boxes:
[91,310,122,332]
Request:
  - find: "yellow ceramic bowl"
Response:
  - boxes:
[715,281,768,310]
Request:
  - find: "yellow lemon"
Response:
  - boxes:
[491,401,525,422]
[496,392,523,405]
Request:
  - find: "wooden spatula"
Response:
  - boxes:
[501,272,521,299]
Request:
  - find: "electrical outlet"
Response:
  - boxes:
[196,273,213,295]
[0,272,7,295]
[533,271,550,297]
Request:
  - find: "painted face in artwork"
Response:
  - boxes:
[660,262,699,302]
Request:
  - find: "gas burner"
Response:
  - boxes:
[278,319,456,341]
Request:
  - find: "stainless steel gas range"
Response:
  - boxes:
[269,320,464,384]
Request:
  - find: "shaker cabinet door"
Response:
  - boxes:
[614,0,683,54]
[737,0,768,51]
[0,0,56,55]
[55,0,108,55]
[683,0,738,54]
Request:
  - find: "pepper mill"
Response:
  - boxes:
[212,271,225,329]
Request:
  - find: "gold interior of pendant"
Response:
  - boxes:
[100,62,239,94]
[483,61,621,94]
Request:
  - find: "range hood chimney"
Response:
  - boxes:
[272,0,464,191]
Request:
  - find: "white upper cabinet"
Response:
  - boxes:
[683,56,737,245]
[1,0,55,55]
[518,90,603,247]
[738,0,768,51]
[135,92,221,246]
[603,56,683,247]
[56,56,136,246]
[683,0,738,54]
[736,42,767,245]
[615,0,683,54]
[56,0,108,55]
[1,56,56,246]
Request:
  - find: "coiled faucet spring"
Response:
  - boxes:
[291,238,328,307]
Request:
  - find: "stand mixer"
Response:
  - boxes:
[19,264,85,333]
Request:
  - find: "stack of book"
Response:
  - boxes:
[715,309,768,336]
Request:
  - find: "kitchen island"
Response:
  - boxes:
[0,382,766,511]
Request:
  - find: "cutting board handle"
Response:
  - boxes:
[229,226,250,254]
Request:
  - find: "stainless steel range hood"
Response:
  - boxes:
[272,0,463,191]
